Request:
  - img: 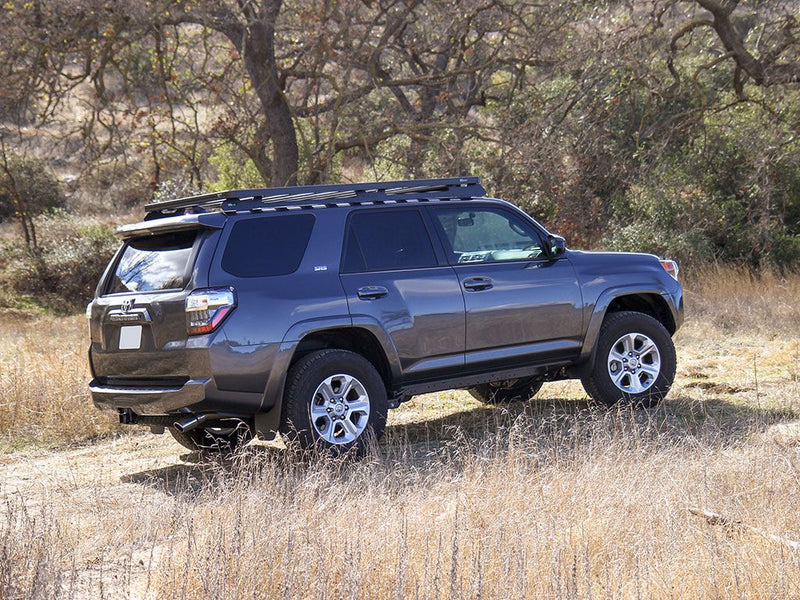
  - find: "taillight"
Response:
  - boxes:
[660,259,679,280]
[186,288,236,335]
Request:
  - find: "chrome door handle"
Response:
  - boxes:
[357,286,389,300]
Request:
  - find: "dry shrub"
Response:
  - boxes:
[0,213,118,312]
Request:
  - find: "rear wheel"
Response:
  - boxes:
[468,378,544,404]
[280,349,388,456]
[169,418,253,453]
[581,311,676,408]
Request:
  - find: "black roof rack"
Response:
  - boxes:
[144,177,485,217]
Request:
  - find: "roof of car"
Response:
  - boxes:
[143,177,487,219]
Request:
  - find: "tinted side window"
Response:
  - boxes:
[108,230,196,294]
[342,210,437,272]
[222,214,315,277]
[434,207,544,263]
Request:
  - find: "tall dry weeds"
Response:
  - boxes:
[0,314,118,449]
[684,264,800,334]
[3,406,800,599]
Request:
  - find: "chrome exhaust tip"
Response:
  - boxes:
[173,413,210,433]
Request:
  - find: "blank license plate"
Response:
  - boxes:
[119,326,142,350]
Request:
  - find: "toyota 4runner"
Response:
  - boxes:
[87,177,684,454]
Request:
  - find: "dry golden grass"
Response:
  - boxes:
[685,264,800,334]
[1,266,799,599]
[0,313,119,451]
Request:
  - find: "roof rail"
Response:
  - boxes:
[144,177,484,216]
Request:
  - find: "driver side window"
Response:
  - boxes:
[434,207,544,263]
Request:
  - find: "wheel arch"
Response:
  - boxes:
[606,293,676,334]
[290,327,394,387]
[573,287,678,375]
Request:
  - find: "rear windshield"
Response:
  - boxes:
[107,230,197,294]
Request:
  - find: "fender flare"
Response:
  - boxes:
[578,285,676,368]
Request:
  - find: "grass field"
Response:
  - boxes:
[1,266,799,599]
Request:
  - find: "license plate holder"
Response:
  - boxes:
[119,325,142,350]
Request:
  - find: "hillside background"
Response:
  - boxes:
[1,0,799,311]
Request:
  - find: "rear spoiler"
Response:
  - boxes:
[115,213,226,240]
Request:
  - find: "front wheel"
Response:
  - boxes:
[581,311,676,408]
[280,349,388,456]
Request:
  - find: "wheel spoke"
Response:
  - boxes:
[317,380,336,404]
[612,369,629,388]
[629,375,646,394]
[620,334,635,355]
[347,398,370,414]
[609,348,627,363]
[310,402,330,420]
[638,340,657,358]
[339,376,356,400]
[640,364,660,379]
[340,417,360,440]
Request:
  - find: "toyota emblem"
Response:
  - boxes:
[121,298,134,313]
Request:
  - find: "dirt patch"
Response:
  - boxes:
[685,381,752,395]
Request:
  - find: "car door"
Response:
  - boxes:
[429,204,583,370]
[339,208,466,378]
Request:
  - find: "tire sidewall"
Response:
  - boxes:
[589,312,676,408]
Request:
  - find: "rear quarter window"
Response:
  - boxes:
[221,213,315,277]
[108,230,197,294]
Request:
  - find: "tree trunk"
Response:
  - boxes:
[234,0,299,186]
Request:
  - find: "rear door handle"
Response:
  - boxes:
[463,277,493,291]
[357,286,389,300]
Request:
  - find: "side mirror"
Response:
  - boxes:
[548,234,566,257]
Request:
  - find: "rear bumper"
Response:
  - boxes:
[89,378,211,414]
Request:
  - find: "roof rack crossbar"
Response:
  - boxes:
[144,177,483,215]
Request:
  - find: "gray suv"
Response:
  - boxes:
[87,177,683,454]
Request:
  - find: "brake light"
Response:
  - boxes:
[186,288,236,335]
[660,259,679,279]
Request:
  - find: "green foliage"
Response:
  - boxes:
[0,213,119,312]
[0,155,64,221]
[603,101,800,269]
[206,143,264,192]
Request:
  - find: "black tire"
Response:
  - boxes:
[581,311,676,408]
[280,349,388,456]
[168,418,253,454]
[468,378,544,404]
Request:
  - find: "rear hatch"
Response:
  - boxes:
[89,217,222,383]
